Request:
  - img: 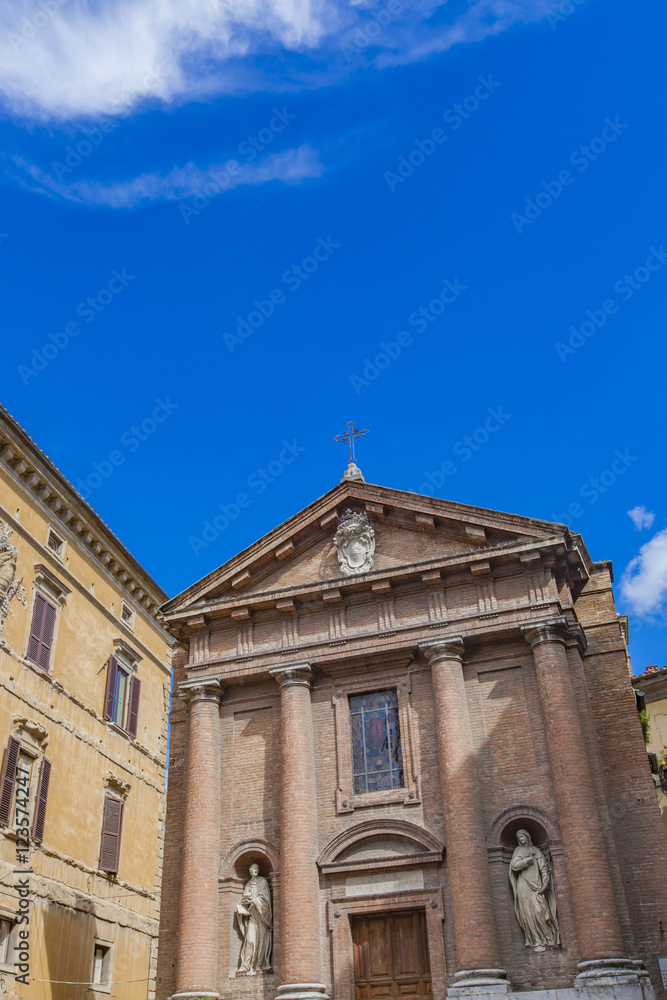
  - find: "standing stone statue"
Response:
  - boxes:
[509,829,560,948]
[236,863,272,974]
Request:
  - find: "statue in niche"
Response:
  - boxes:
[334,509,375,576]
[236,863,272,974]
[509,829,560,948]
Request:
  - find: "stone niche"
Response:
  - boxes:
[220,841,279,980]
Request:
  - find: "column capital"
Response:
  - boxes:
[178,677,224,706]
[420,637,465,666]
[521,617,587,652]
[269,662,313,689]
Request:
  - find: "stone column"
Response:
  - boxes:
[420,640,509,996]
[172,678,223,1000]
[270,663,328,1000]
[522,620,636,987]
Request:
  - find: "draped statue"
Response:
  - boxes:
[236,864,272,974]
[509,829,560,948]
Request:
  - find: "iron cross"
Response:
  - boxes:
[334,422,369,463]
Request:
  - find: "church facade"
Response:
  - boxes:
[156,470,667,1000]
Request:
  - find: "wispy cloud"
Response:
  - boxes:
[9,144,323,207]
[627,505,655,531]
[620,528,667,620]
[0,0,554,122]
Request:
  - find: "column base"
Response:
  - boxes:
[170,993,220,1000]
[276,983,330,1000]
[575,960,641,988]
[448,969,511,996]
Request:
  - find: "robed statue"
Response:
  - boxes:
[236,864,272,974]
[509,829,560,948]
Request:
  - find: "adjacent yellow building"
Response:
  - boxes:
[0,405,171,1000]
[632,665,667,838]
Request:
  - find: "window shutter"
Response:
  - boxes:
[127,676,141,739]
[99,796,124,874]
[27,593,46,664]
[27,593,57,670]
[104,657,118,721]
[0,736,21,827]
[32,758,51,843]
[37,600,57,670]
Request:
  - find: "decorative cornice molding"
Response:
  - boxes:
[269,661,313,689]
[419,637,465,666]
[0,409,167,622]
[104,771,131,798]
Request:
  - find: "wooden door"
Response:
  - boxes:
[351,910,432,1000]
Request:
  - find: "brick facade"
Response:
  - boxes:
[156,481,667,1000]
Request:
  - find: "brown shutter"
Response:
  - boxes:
[104,657,118,721]
[99,796,124,873]
[0,736,21,827]
[127,676,141,738]
[27,593,57,670]
[27,593,46,664]
[32,758,51,842]
[37,600,57,670]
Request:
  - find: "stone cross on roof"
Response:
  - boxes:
[334,422,368,482]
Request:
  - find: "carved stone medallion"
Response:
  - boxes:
[334,510,375,576]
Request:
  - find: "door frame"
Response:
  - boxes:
[328,889,447,1000]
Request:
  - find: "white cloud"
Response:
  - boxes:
[620,528,667,619]
[0,0,554,122]
[8,144,323,207]
[627,505,655,531]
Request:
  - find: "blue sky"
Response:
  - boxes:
[0,0,665,672]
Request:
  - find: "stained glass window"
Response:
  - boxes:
[350,689,404,794]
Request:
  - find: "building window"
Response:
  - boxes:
[46,528,65,559]
[350,689,404,794]
[120,602,135,630]
[27,592,57,671]
[91,941,112,991]
[103,656,141,738]
[0,918,16,968]
[99,795,124,874]
[0,736,51,840]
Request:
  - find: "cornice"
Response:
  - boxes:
[0,407,168,623]
[163,535,583,630]
[161,480,579,617]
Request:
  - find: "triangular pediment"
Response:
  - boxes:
[162,481,570,619]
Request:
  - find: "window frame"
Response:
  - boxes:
[332,671,421,814]
[46,527,66,561]
[120,601,135,631]
[349,689,405,795]
[0,915,17,971]
[90,939,113,993]
[104,642,142,739]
